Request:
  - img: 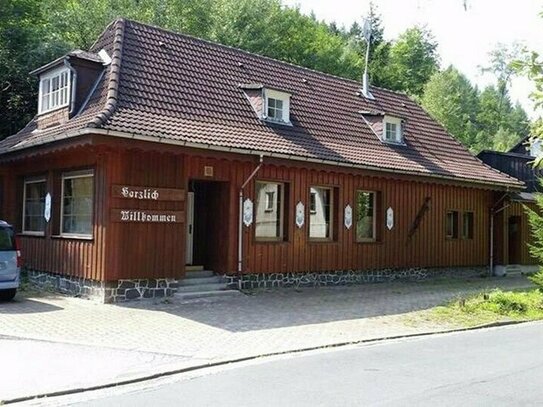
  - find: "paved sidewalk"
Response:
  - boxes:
[0,275,535,403]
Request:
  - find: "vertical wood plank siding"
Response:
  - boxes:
[1,139,519,282]
[0,147,108,280]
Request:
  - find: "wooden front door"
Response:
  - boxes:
[508,216,522,264]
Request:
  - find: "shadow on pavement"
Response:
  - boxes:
[0,296,63,314]
[117,277,533,333]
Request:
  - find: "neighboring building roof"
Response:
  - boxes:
[0,19,523,189]
[477,149,542,193]
[510,191,537,203]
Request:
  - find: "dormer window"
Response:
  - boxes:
[267,98,284,120]
[38,67,71,114]
[264,89,291,124]
[382,116,403,144]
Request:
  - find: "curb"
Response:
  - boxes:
[1,319,532,405]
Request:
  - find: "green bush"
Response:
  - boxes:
[528,270,543,290]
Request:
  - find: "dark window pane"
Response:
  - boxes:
[356,191,375,240]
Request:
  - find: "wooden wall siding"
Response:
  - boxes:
[180,150,495,274]
[105,149,186,281]
[237,164,493,274]
[0,147,108,280]
[0,137,513,282]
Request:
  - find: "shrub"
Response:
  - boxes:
[528,270,543,290]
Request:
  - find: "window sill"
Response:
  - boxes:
[52,235,94,241]
[355,239,379,244]
[308,239,337,244]
[262,118,293,127]
[18,232,46,238]
[381,139,406,146]
[254,239,288,244]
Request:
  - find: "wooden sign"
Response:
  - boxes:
[112,185,185,202]
[111,209,184,223]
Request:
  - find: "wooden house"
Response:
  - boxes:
[0,19,526,302]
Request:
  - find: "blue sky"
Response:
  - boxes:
[283,0,542,118]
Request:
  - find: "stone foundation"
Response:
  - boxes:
[26,266,488,303]
[225,267,488,290]
[25,269,179,303]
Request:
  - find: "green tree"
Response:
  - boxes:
[474,85,526,152]
[421,65,479,149]
[381,26,439,97]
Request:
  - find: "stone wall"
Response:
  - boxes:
[26,266,488,303]
[225,267,488,290]
[25,269,178,303]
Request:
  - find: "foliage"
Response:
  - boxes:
[422,65,528,153]
[528,270,543,291]
[526,192,543,282]
[380,27,439,98]
[421,66,479,149]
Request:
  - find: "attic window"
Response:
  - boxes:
[383,116,403,144]
[38,67,71,114]
[264,89,291,124]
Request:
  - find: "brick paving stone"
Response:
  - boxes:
[0,276,533,362]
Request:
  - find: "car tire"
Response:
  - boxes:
[0,288,16,301]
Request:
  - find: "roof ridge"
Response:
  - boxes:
[87,18,126,128]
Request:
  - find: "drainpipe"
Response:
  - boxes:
[489,193,510,277]
[238,155,264,286]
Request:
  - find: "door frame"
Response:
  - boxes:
[186,191,195,265]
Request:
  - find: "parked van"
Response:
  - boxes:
[0,221,21,301]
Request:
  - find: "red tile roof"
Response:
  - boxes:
[0,19,523,189]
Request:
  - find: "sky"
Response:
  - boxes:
[283,0,542,118]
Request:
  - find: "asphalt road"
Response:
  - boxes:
[72,323,543,406]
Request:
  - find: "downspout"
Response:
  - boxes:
[489,193,510,276]
[238,155,264,287]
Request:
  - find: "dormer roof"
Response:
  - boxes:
[30,50,104,76]
[0,19,523,189]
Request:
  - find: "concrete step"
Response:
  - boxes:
[185,265,204,272]
[179,276,224,286]
[176,282,229,293]
[174,290,241,301]
[184,270,214,279]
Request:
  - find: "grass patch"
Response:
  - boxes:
[427,288,543,327]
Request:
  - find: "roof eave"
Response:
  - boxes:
[0,127,524,191]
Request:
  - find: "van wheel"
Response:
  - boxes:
[0,289,16,301]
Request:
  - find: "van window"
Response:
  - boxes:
[0,226,16,251]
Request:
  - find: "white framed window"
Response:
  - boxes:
[264,89,291,124]
[355,190,376,241]
[383,116,403,143]
[23,178,47,234]
[38,67,71,114]
[61,170,94,238]
[309,186,333,240]
[255,182,284,240]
